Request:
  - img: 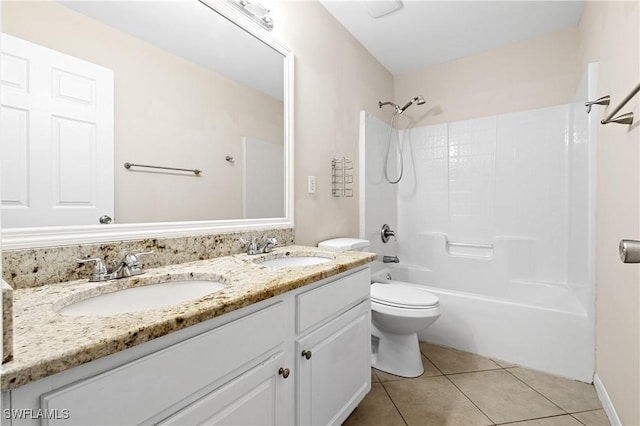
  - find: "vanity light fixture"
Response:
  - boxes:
[232,0,274,30]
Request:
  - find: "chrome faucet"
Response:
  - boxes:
[77,250,153,282]
[383,255,400,263]
[241,237,278,255]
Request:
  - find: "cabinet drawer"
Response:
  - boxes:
[41,302,286,426]
[296,268,370,334]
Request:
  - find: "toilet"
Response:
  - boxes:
[318,238,442,378]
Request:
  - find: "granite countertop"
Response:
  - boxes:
[1,246,376,390]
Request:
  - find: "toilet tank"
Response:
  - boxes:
[318,238,370,251]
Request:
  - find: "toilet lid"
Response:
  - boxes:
[370,283,439,308]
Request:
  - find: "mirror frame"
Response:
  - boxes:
[1,0,294,250]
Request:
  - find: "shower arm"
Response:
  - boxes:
[378,101,398,109]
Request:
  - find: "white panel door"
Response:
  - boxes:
[0,34,114,228]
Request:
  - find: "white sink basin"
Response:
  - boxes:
[259,256,332,268]
[58,280,226,317]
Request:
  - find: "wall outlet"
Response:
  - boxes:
[308,176,316,194]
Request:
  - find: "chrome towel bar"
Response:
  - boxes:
[601,82,639,125]
[124,162,202,175]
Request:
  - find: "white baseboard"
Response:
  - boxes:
[593,373,622,426]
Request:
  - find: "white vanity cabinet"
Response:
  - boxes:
[4,266,371,426]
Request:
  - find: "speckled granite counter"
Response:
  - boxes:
[1,246,375,390]
[2,280,13,363]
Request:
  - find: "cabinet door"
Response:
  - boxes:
[296,300,371,426]
[159,351,289,425]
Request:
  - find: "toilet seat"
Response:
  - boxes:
[371,283,439,309]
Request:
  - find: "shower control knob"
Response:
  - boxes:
[301,350,312,360]
[619,239,640,263]
[278,367,290,379]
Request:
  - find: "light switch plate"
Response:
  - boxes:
[308,176,316,194]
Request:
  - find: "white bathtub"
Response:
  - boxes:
[372,264,594,382]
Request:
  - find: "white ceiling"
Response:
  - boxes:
[319,0,584,76]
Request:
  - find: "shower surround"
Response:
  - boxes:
[360,65,597,382]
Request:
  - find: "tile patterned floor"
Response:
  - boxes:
[344,342,610,426]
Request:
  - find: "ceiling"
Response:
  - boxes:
[319,0,584,76]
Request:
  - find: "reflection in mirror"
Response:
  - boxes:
[0,0,287,231]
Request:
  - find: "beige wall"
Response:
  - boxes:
[2,1,283,224]
[394,27,580,127]
[271,1,394,246]
[578,2,640,425]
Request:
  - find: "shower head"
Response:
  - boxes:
[398,95,426,113]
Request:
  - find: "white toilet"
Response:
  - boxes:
[318,238,442,378]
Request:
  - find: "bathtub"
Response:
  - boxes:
[372,264,594,382]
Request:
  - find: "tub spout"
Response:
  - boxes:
[383,255,400,263]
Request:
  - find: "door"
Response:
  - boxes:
[158,352,289,425]
[296,300,371,426]
[0,34,114,228]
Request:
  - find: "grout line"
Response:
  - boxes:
[442,373,496,425]
[570,413,590,426]
[378,379,409,426]
[571,408,608,414]
[419,350,446,376]
[569,409,611,426]
[503,368,568,415]
[493,413,583,425]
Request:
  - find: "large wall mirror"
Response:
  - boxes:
[0,0,293,249]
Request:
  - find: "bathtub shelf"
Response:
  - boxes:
[332,157,353,197]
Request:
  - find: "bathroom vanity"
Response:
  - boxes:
[1,247,375,425]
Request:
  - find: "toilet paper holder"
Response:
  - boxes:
[619,239,640,263]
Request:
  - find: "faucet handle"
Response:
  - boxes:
[77,257,109,282]
[260,237,278,253]
[240,238,259,255]
[124,250,154,267]
[240,237,255,246]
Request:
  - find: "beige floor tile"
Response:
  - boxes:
[449,370,564,424]
[420,342,501,374]
[507,368,602,413]
[501,414,583,425]
[571,410,611,426]
[371,368,380,383]
[375,355,442,382]
[343,383,406,426]
[383,376,493,426]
